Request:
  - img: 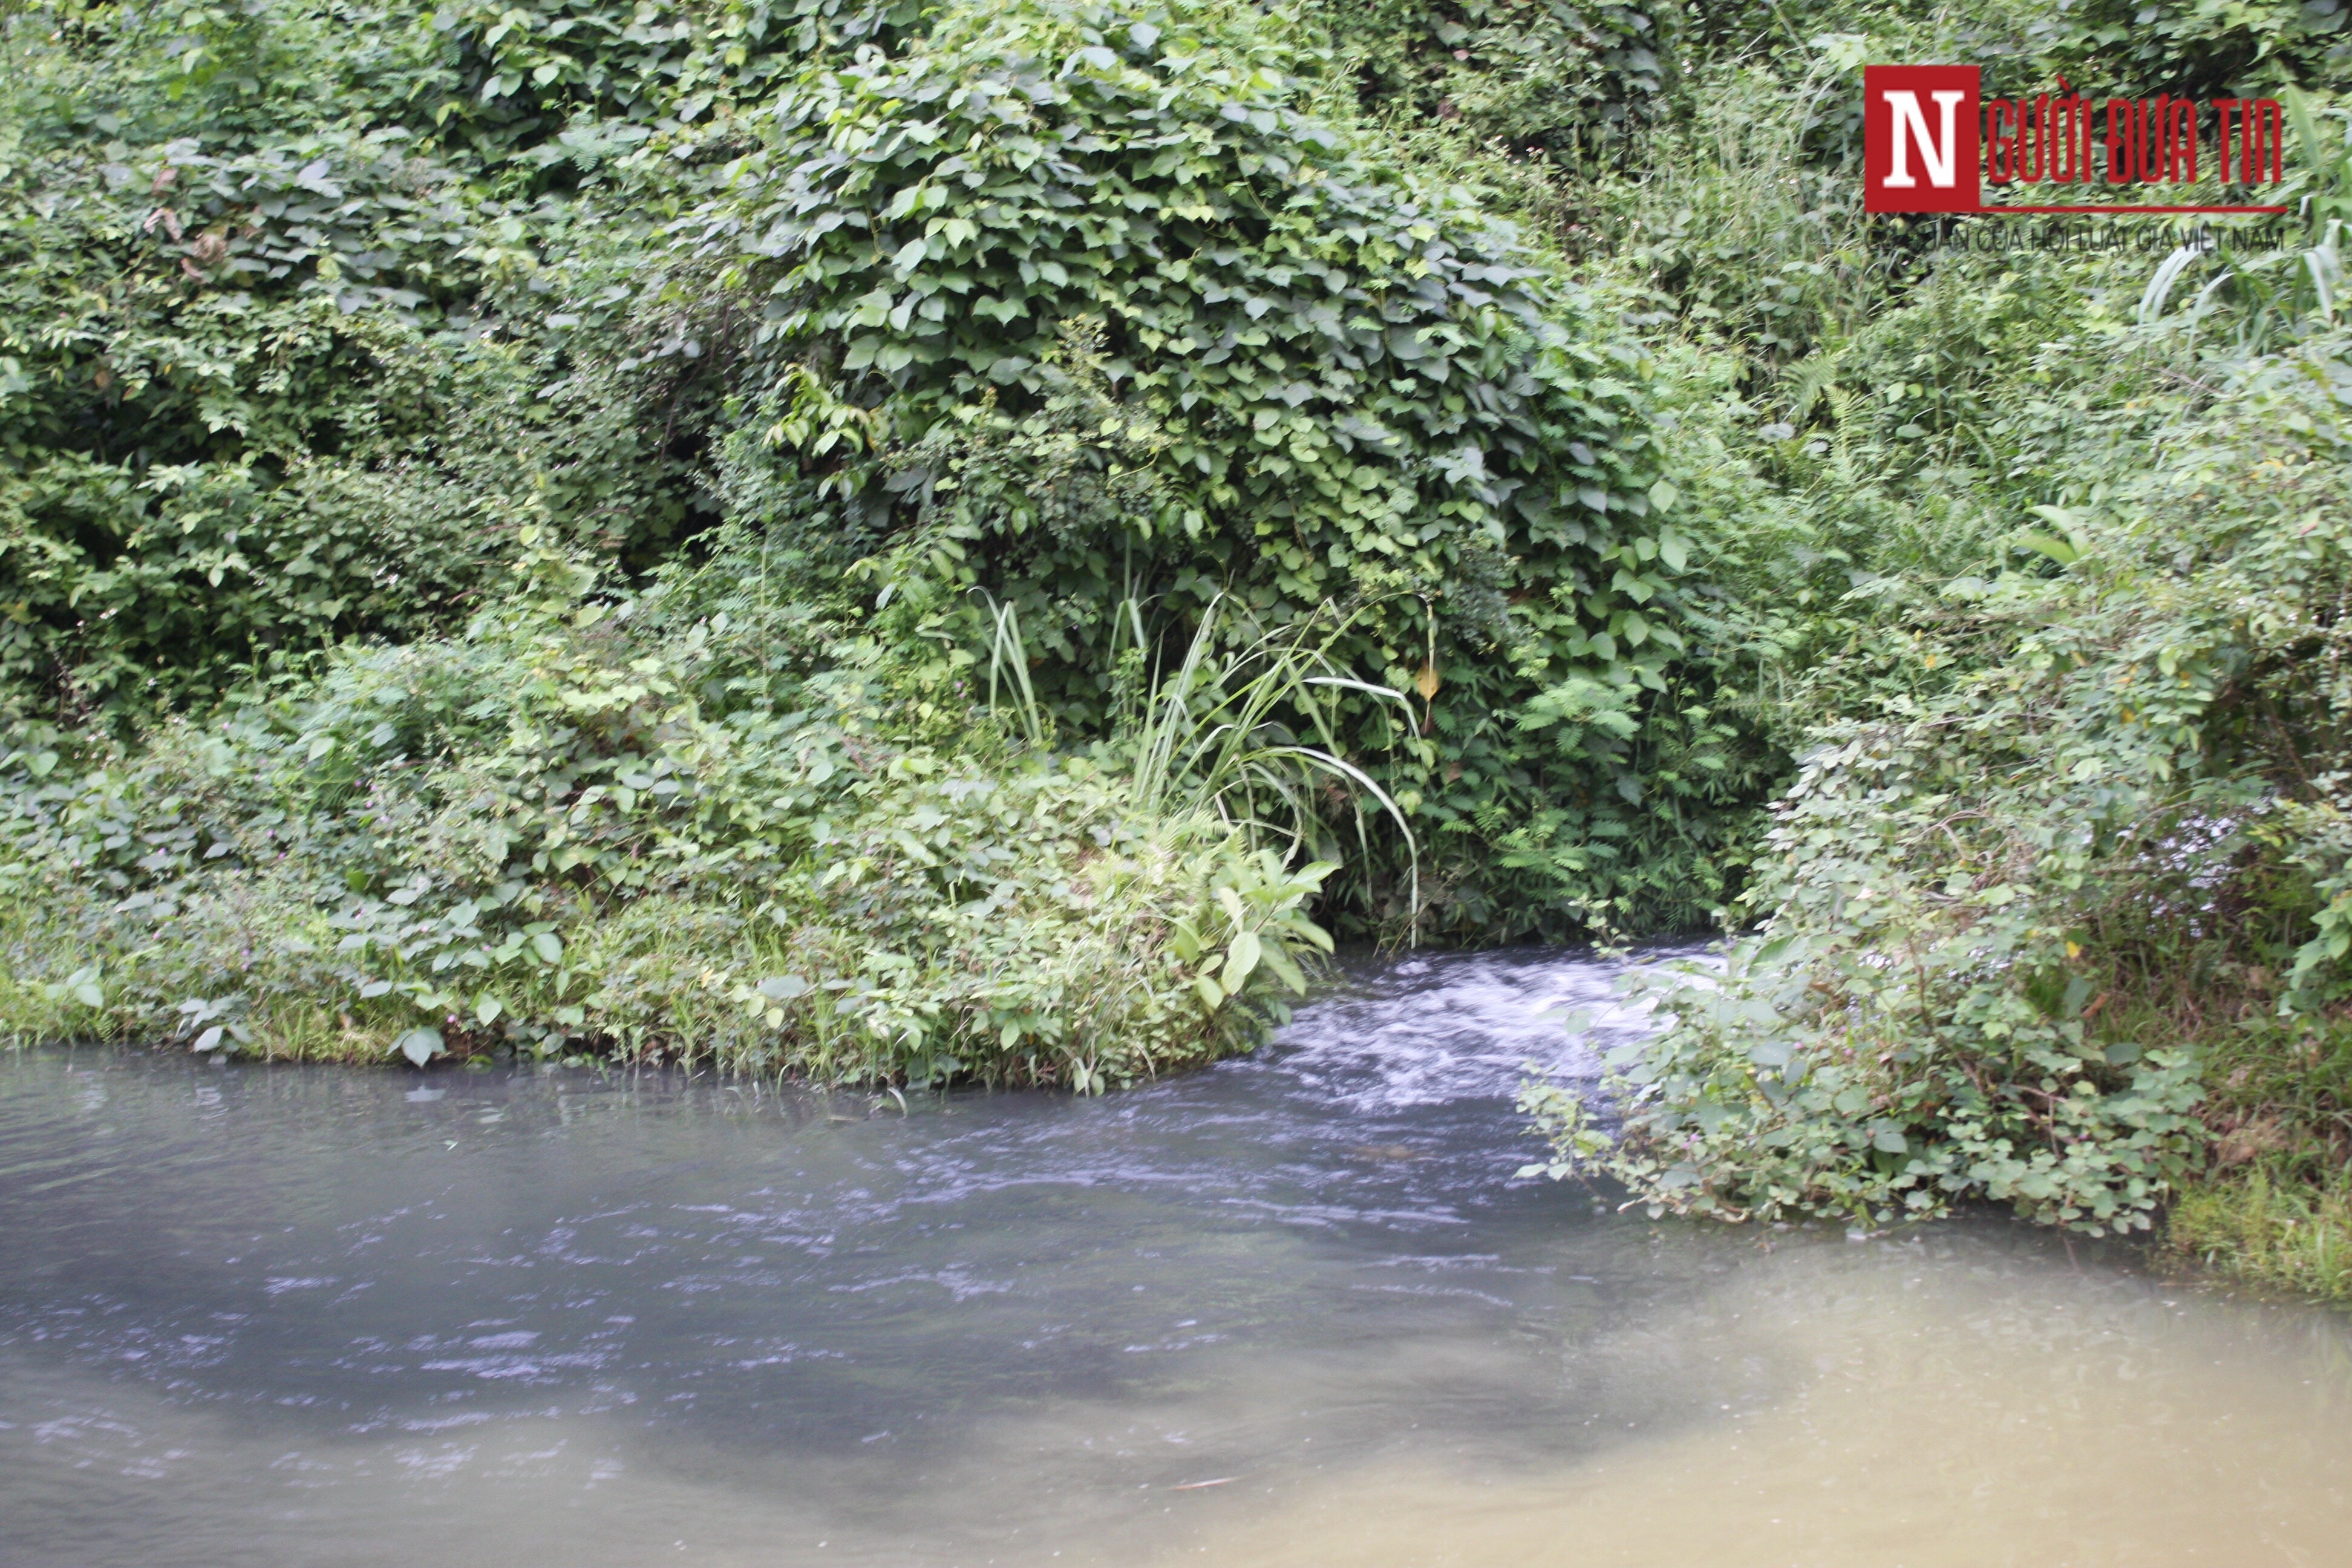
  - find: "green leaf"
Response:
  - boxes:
[393,1028,445,1068]
[2018,532,2080,566]
[1224,929,1262,987]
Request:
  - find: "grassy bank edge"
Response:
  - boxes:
[2166,1170,2352,1301]
[0,851,1327,1086]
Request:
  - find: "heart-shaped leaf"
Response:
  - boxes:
[393,1027,444,1068]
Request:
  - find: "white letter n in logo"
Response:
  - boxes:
[1882,90,1964,188]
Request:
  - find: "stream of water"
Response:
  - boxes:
[3,947,2348,1566]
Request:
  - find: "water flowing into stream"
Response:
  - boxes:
[3,947,2348,1567]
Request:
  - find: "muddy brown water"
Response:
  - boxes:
[3,948,2348,1567]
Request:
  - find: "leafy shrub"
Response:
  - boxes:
[0,0,1805,1095]
[1309,0,1674,156]
[0,128,490,705]
[0,531,1336,1082]
[2033,0,2351,97]
[1525,243,2352,1232]
[7,0,892,171]
[696,0,1769,935]
[0,5,766,718]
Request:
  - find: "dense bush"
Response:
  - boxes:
[0,0,1784,944]
[2033,0,2351,98]
[1310,0,1674,155]
[0,0,761,718]
[0,531,1336,1081]
[0,0,1805,1086]
[693,0,1770,934]
[1532,324,2352,1235]
[0,128,494,710]
[1517,15,2352,1243]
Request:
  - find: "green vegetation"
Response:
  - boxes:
[0,0,1718,1085]
[1511,5,2352,1292]
[8,0,2352,1296]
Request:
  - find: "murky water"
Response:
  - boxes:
[3,948,2348,1567]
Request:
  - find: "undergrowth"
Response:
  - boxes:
[1514,9,2352,1285]
[0,521,1355,1083]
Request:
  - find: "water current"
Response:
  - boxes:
[3,947,2349,1567]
